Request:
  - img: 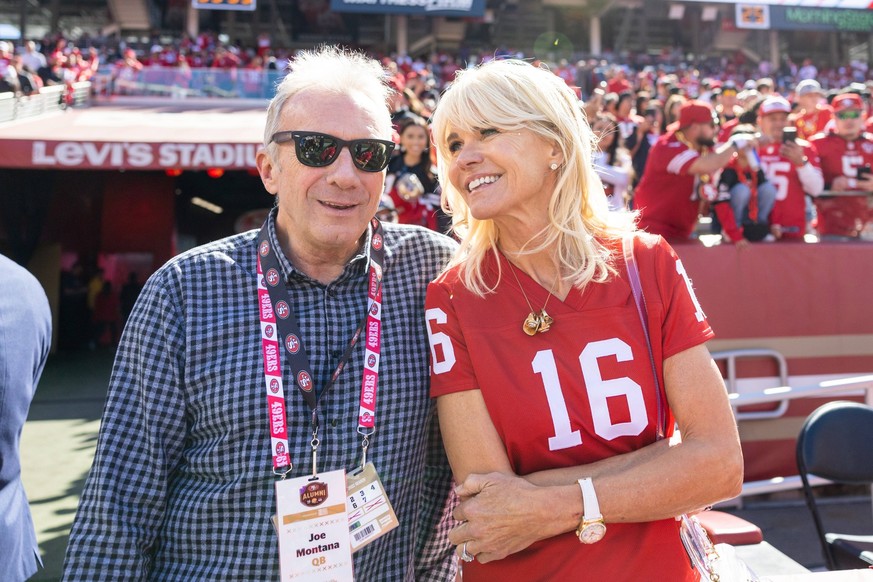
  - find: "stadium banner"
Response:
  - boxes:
[0,140,261,170]
[735,4,770,29]
[736,4,873,31]
[192,0,257,11]
[330,0,485,17]
[687,0,873,7]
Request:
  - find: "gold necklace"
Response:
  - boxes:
[507,261,556,336]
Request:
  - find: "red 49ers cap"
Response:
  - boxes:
[832,93,864,113]
[679,100,717,128]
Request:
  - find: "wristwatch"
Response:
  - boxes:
[576,478,606,544]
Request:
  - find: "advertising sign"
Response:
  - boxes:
[737,3,873,31]
[192,0,256,11]
[330,0,485,17]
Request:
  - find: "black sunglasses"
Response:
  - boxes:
[271,131,395,172]
[835,110,862,120]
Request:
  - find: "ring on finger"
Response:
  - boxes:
[461,541,474,563]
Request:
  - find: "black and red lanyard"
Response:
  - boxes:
[256,217,386,476]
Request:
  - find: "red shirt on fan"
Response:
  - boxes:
[795,105,833,141]
[759,140,821,240]
[810,132,873,237]
[634,131,705,242]
[426,234,711,582]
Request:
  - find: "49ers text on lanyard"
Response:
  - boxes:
[256,217,386,477]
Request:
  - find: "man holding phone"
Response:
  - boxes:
[810,93,873,239]
[756,96,824,240]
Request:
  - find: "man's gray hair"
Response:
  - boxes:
[263,46,393,161]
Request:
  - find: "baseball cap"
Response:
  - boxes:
[795,79,824,97]
[758,96,791,116]
[678,100,716,127]
[832,93,863,113]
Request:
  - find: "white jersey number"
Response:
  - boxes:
[426,308,456,374]
[761,160,791,201]
[427,310,653,451]
[534,339,648,451]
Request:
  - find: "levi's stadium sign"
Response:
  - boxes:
[330,0,485,17]
[7,141,260,170]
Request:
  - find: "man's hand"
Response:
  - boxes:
[449,473,572,564]
[779,141,807,167]
[833,174,873,192]
[858,173,873,192]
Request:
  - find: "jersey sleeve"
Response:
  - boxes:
[425,277,478,397]
[665,144,700,176]
[641,235,715,359]
[802,141,822,169]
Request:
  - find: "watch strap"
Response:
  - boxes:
[578,477,601,520]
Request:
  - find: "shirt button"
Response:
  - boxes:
[327,288,338,298]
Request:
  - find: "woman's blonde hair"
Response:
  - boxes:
[430,59,637,297]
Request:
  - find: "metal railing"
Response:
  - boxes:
[92,67,286,100]
[0,81,91,123]
[713,348,791,421]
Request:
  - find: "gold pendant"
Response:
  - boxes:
[538,310,554,333]
[523,312,540,336]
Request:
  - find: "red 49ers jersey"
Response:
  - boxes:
[810,132,873,237]
[759,140,821,239]
[426,234,712,582]
[795,106,833,141]
[634,132,703,241]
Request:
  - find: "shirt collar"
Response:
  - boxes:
[265,207,373,284]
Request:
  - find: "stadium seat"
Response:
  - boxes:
[796,401,873,570]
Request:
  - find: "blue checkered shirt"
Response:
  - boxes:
[63,210,459,581]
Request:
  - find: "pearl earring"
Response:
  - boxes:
[550,163,558,171]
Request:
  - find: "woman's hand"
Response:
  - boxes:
[449,473,578,564]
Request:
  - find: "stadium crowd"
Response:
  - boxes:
[2,31,873,241]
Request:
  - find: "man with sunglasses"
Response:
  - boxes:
[64,46,458,581]
[809,93,873,239]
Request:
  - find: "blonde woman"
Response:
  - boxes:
[425,59,743,581]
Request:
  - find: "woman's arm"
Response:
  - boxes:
[445,343,743,562]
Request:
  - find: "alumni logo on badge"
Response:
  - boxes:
[300,481,328,507]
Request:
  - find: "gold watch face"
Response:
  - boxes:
[579,521,606,544]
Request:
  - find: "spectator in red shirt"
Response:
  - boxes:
[757,95,824,240]
[810,93,873,239]
[792,79,833,141]
[634,100,752,242]
[606,66,631,94]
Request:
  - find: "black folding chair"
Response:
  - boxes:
[796,401,873,570]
